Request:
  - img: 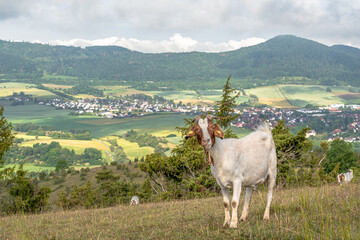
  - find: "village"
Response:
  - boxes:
[5,94,360,143]
[35,96,360,142]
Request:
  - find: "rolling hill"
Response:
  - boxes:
[1,35,360,89]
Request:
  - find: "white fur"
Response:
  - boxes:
[130,196,140,205]
[206,124,277,228]
[337,169,353,185]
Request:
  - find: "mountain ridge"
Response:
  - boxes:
[1,35,360,90]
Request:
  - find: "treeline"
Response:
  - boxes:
[64,85,104,97]
[13,123,54,133]
[5,141,103,166]
[37,84,75,100]
[123,130,169,153]
[48,131,91,140]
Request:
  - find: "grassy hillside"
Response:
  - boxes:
[1,183,358,239]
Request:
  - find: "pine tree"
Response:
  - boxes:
[215,75,240,138]
[0,106,15,179]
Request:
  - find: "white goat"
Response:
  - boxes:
[130,196,140,205]
[337,169,353,185]
[185,115,277,228]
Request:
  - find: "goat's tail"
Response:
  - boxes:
[256,122,272,135]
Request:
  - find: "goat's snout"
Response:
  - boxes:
[202,138,210,145]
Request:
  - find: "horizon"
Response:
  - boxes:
[2,34,360,54]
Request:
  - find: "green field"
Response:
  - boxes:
[4,104,187,138]
[279,85,345,107]
[246,84,358,108]
[4,163,55,172]
[1,183,358,239]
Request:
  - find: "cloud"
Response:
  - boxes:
[48,34,266,53]
[0,0,359,49]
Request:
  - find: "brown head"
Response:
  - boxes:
[185,114,224,150]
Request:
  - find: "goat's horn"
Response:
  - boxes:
[206,114,217,120]
[191,115,202,123]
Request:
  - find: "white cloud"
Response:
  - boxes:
[47,34,266,53]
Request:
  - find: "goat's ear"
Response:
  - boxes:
[213,124,224,139]
[185,126,196,140]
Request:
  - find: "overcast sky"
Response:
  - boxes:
[0,0,359,53]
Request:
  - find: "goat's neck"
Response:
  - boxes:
[209,138,222,166]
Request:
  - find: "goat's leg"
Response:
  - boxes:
[220,186,230,227]
[230,180,242,228]
[263,174,276,220]
[240,187,253,221]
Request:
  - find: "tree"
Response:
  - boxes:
[272,120,313,186]
[55,159,68,172]
[5,165,51,213]
[0,106,15,179]
[215,75,240,138]
[322,138,358,174]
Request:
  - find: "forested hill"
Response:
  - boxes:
[1,35,360,90]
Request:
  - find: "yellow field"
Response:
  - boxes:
[74,94,100,99]
[15,133,52,141]
[0,82,55,97]
[246,85,294,108]
[101,137,154,160]
[20,139,111,159]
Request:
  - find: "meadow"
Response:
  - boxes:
[1,183,358,239]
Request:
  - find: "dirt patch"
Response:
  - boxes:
[335,92,360,100]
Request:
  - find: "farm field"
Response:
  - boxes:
[95,85,147,97]
[42,84,73,90]
[4,163,55,172]
[246,84,355,108]
[4,104,187,138]
[0,82,55,98]
[279,85,345,107]
[20,138,111,158]
[101,136,155,160]
[1,183,358,239]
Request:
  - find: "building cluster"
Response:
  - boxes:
[17,96,360,143]
[39,98,213,118]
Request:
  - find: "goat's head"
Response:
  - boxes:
[185,114,224,150]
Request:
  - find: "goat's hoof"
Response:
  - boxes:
[263,215,270,220]
[223,221,229,227]
[240,216,247,221]
[229,222,238,228]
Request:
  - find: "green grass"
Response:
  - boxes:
[1,183,358,239]
[4,163,55,172]
[279,85,344,107]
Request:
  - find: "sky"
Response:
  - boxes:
[0,0,360,53]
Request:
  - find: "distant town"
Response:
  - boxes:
[6,94,360,142]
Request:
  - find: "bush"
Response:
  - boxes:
[4,166,51,214]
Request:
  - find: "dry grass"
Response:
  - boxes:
[1,184,359,239]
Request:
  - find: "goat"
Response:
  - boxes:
[185,115,277,228]
[130,196,140,205]
[337,169,353,185]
